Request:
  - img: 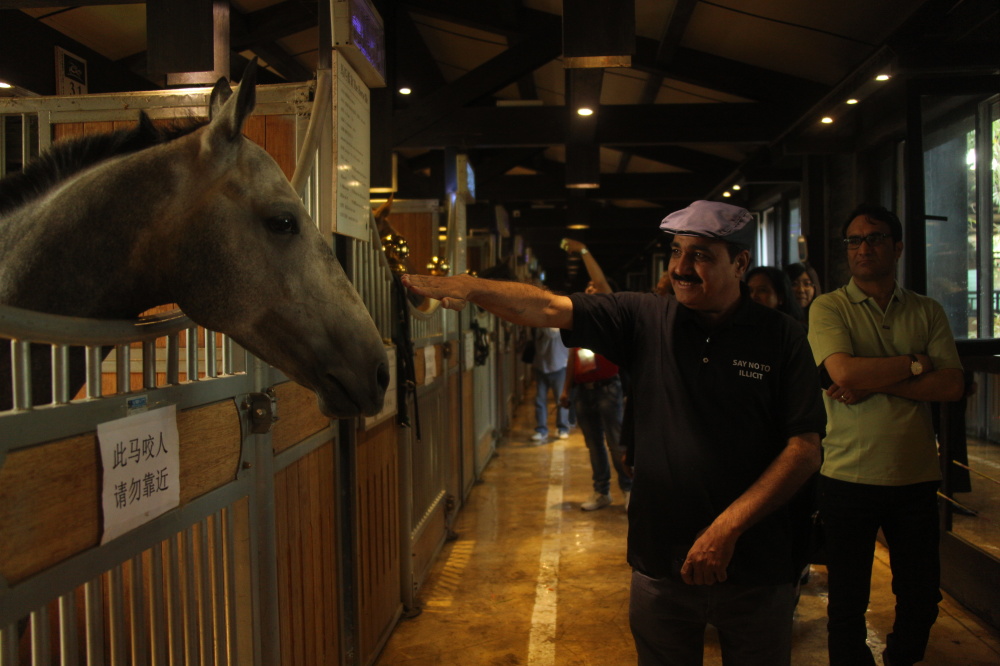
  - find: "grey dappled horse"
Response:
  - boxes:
[0,62,388,417]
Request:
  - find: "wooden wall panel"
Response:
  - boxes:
[462,369,476,496]
[386,212,434,278]
[271,380,330,454]
[447,371,462,504]
[355,418,401,664]
[0,400,240,584]
[273,442,340,666]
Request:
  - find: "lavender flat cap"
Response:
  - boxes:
[660,200,756,248]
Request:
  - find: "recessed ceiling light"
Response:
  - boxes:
[399,87,412,95]
[846,98,859,105]
[875,74,890,82]
[0,81,12,89]
[567,224,589,230]
[577,107,594,116]
[722,191,731,198]
[732,184,741,191]
[821,116,834,124]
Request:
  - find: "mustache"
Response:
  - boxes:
[671,273,702,285]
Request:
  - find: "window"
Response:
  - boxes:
[923,96,999,339]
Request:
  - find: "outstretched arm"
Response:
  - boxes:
[402,273,574,329]
[680,433,821,585]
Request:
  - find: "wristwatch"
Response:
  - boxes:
[580,247,589,255]
[908,354,923,376]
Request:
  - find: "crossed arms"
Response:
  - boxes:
[823,352,964,404]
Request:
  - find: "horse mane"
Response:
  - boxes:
[0,113,207,216]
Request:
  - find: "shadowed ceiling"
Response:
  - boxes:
[0,0,996,288]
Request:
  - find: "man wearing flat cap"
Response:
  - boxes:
[403,200,826,666]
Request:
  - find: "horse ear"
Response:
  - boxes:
[207,59,258,143]
[209,77,232,120]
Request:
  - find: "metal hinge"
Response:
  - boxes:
[241,390,277,435]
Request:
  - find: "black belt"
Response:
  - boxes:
[577,376,618,390]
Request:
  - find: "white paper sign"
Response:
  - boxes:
[99,405,180,544]
[334,54,371,240]
[423,345,437,385]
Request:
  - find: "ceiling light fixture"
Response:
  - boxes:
[875,74,890,81]
[821,116,834,124]
[0,81,12,89]
[398,87,412,95]
[723,191,731,198]
[567,224,589,230]
[577,107,594,116]
[846,98,859,105]
[732,184,741,191]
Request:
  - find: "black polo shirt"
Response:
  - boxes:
[563,288,826,584]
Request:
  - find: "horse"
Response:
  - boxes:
[0,60,388,418]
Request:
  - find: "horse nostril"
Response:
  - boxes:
[376,362,390,391]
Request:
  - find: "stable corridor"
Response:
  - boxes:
[376,396,1000,666]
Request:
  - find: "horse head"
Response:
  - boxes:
[142,62,389,417]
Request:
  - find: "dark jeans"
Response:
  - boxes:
[533,367,568,436]
[819,476,941,666]
[630,570,795,666]
[574,376,631,494]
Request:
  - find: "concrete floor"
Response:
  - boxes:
[376,399,1000,665]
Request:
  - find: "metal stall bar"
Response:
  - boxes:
[84,579,105,665]
[211,512,227,666]
[30,605,50,665]
[11,339,32,410]
[166,335,179,387]
[205,331,218,379]
[183,527,199,666]
[107,565,126,665]
[58,592,78,666]
[129,555,148,666]
[51,344,71,404]
[197,519,212,666]
[116,343,131,396]
[85,346,103,400]
[186,328,199,384]
[149,544,168,666]
[224,506,238,666]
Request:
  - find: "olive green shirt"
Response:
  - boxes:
[808,279,962,486]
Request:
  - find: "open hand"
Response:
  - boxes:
[402,274,470,311]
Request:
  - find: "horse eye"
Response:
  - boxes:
[266,215,298,235]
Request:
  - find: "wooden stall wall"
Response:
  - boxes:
[0,85,362,666]
[355,418,402,664]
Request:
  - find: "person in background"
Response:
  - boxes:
[402,200,825,666]
[808,203,964,666]
[531,324,570,442]
[559,239,631,511]
[785,262,822,321]
[746,266,805,326]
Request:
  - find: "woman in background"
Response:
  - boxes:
[746,266,806,326]
[784,262,822,324]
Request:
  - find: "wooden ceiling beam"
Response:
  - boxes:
[391,11,563,145]
[633,38,826,106]
[397,103,791,148]
[478,172,718,202]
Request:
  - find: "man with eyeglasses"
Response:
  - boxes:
[808,203,965,666]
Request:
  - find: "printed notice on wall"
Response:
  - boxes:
[423,345,437,385]
[99,405,180,544]
[334,54,371,241]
